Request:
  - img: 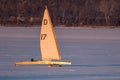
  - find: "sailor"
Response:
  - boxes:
[31,58,34,62]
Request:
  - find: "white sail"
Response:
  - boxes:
[40,6,61,61]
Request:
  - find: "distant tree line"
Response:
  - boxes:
[0,0,120,27]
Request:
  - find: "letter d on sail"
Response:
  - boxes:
[44,19,47,25]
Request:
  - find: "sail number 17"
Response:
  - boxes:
[41,34,47,40]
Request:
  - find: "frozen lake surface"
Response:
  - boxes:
[0,27,120,80]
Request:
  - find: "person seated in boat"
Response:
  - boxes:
[31,58,34,62]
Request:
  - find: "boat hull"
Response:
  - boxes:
[15,61,71,66]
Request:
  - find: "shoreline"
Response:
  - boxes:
[0,25,120,29]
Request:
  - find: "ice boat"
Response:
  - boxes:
[15,6,71,67]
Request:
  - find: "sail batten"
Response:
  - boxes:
[40,6,61,61]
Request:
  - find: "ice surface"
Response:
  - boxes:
[0,27,120,80]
